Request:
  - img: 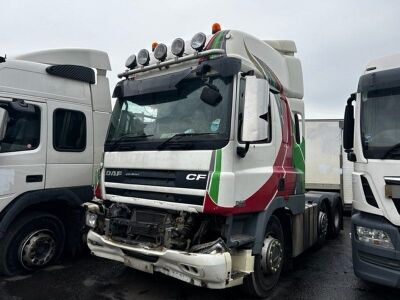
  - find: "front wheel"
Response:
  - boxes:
[0,211,65,276]
[243,215,284,298]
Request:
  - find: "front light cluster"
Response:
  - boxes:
[356,225,394,250]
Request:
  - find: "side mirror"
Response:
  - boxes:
[0,107,9,141]
[343,94,355,152]
[343,93,356,162]
[241,77,270,143]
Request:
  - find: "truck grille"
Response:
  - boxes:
[105,168,208,190]
[104,168,208,206]
[105,188,204,206]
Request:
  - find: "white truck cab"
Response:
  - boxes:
[0,49,112,275]
[344,53,400,287]
[85,25,342,297]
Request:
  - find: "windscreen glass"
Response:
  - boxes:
[361,87,400,159]
[105,75,233,151]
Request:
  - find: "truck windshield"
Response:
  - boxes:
[361,86,400,159]
[105,75,233,151]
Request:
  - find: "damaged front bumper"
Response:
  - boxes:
[87,230,241,289]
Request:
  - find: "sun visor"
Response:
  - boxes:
[196,57,241,77]
[358,67,400,93]
[112,68,192,98]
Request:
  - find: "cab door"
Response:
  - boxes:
[0,97,46,210]
[45,101,93,189]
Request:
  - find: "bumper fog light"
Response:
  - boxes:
[86,212,98,228]
[355,225,394,250]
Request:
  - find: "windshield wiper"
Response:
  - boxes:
[106,134,154,151]
[382,142,400,159]
[156,133,217,150]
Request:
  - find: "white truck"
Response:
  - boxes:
[305,119,353,210]
[344,53,400,288]
[0,49,112,275]
[85,25,343,297]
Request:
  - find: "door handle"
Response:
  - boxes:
[26,175,43,183]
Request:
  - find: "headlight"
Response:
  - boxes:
[137,49,150,66]
[125,54,137,69]
[86,212,98,228]
[171,38,185,57]
[355,226,394,249]
[154,43,168,61]
[190,32,207,51]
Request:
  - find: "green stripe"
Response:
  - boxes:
[209,149,222,203]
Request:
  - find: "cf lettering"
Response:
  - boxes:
[186,174,207,181]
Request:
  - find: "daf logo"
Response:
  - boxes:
[106,170,123,176]
[186,174,207,181]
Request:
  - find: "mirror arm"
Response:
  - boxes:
[236,142,250,158]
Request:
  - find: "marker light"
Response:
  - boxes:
[152,42,158,52]
[171,38,185,57]
[125,54,137,69]
[212,23,221,34]
[191,32,207,51]
[137,49,150,66]
[154,43,168,61]
[356,226,394,249]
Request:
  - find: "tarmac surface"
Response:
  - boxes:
[1,217,399,300]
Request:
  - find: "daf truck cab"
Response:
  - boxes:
[344,53,400,287]
[0,49,112,275]
[85,25,342,297]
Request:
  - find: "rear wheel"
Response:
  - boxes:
[316,201,329,247]
[327,201,342,239]
[243,215,284,298]
[0,211,65,276]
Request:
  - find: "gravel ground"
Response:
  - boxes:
[0,217,399,300]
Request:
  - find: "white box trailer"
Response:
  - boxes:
[305,119,353,209]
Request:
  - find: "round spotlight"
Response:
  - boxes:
[154,43,168,61]
[171,38,185,57]
[137,49,150,66]
[190,32,207,51]
[125,54,137,69]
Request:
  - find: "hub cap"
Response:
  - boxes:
[261,236,283,275]
[319,211,328,238]
[19,230,56,269]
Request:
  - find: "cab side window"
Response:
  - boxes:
[0,101,40,153]
[53,109,86,152]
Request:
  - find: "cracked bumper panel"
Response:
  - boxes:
[352,212,400,288]
[87,230,234,289]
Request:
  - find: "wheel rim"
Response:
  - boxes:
[19,230,56,269]
[318,211,328,238]
[261,236,283,275]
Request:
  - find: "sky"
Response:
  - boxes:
[2,0,400,118]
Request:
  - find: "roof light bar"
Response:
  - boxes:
[118,49,225,78]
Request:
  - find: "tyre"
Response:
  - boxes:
[316,201,329,248]
[243,215,284,298]
[327,200,342,239]
[0,211,65,276]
